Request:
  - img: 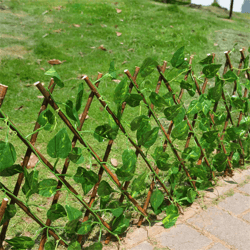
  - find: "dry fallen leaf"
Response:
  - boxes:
[15,105,23,110]
[116,8,122,13]
[99,106,104,112]
[122,60,128,64]
[127,48,134,52]
[54,6,63,11]
[25,84,33,87]
[37,96,44,99]
[73,24,81,28]
[170,25,173,28]
[48,59,65,65]
[120,42,123,44]
[114,2,118,5]
[22,217,33,224]
[53,29,62,33]
[98,45,107,51]
[0,127,4,130]
[112,79,121,84]
[42,33,48,38]
[115,24,118,28]
[116,31,122,37]
[42,10,48,15]
[111,158,118,167]
[40,68,45,71]
[101,24,107,28]
[26,154,39,169]
[214,43,218,46]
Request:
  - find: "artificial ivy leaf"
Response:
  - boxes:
[98,181,115,197]
[226,127,246,140]
[131,172,147,197]
[125,94,143,107]
[199,55,213,66]
[164,104,183,121]
[213,153,227,172]
[85,242,103,250]
[150,189,164,213]
[37,109,55,131]
[94,124,118,142]
[38,179,58,197]
[239,116,250,130]
[171,120,189,140]
[22,169,39,199]
[137,120,151,145]
[213,112,226,125]
[173,106,185,125]
[199,95,212,115]
[152,146,170,171]
[65,100,80,126]
[244,54,249,70]
[149,92,167,107]
[182,147,201,162]
[65,218,80,234]
[44,240,56,250]
[236,80,243,98]
[100,195,110,209]
[73,167,98,195]
[68,147,84,164]
[223,70,238,82]
[109,61,117,79]
[47,128,72,159]
[130,115,149,131]
[111,207,124,217]
[77,221,92,235]
[202,130,218,143]
[180,80,195,97]
[112,214,130,235]
[208,76,223,102]
[6,237,35,249]
[47,204,67,221]
[0,141,16,172]
[114,78,129,105]
[75,82,84,111]
[141,127,160,148]
[65,205,82,221]
[0,204,16,226]
[45,67,64,88]
[187,100,202,115]
[162,92,174,106]
[162,204,179,229]
[140,57,158,78]
[202,64,222,78]
[242,79,250,90]
[0,164,23,177]
[187,188,197,203]
[199,118,210,132]
[68,241,81,250]
[171,46,185,68]
[230,95,245,109]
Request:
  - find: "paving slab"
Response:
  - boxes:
[155,224,212,250]
[218,192,250,215]
[208,242,229,250]
[242,211,250,223]
[187,207,250,250]
[124,227,148,247]
[238,183,250,195]
[129,241,154,250]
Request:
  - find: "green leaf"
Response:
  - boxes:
[199,117,210,132]
[149,92,167,107]
[137,120,151,145]
[223,70,238,82]
[98,181,115,197]
[65,218,80,234]
[100,195,110,209]
[47,128,72,158]
[68,241,81,250]
[38,179,58,197]
[65,205,82,221]
[187,188,197,203]
[47,204,67,222]
[0,204,16,226]
[202,130,218,143]
[140,57,158,77]
[171,120,189,140]
[162,92,174,106]
[0,141,16,172]
[242,79,250,90]
[114,78,129,105]
[171,46,185,68]
[130,115,149,131]
[44,240,56,250]
[112,214,130,235]
[230,95,245,109]
[187,100,202,115]
[0,164,23,177]
[152,146,170,171]
[131,172,147,197]
[213,153,227,172]
[109,61,117,79]
[213,112,226,125]
[85,242,103,250]
[199,55,213,66]
[248,47,250,53]
[77,221,92,235]
[45,67,64,88]
[75,82,84,111]
[182,147,201,162]
[164,104,183,121]
[199,95,212,115]
[180,80,195,97]
[37,109,55,131]
[68,147,84,164]
[94,124,118,142]
[173,106,185,125]
[6,236,35,249]
[111,207,124,217]
[125,94,143,107]
[202,64,222,78]
[208,76,223,102]
[150,189,164,213]
[22,169,39,199]
[162,204,179,229]
[244,55,249,70]
[141,127,160,148]
[73,167,98,195]
[66,100,80,126]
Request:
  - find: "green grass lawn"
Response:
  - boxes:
[0,0,250,249]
